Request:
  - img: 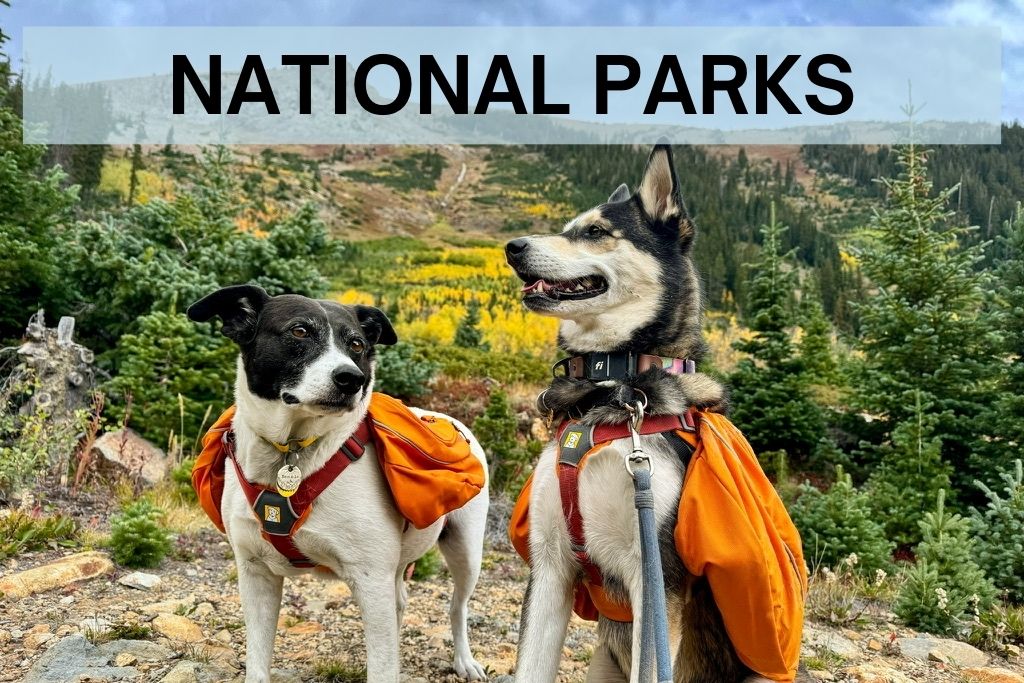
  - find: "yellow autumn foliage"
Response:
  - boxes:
[99,158,174,204]
[335,289,376,306]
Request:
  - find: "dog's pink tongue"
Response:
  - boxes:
[522,280,546,293]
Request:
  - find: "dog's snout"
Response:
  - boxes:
[332,367,365,395]
[505,238,529,258]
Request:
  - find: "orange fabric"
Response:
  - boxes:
[366,393,485,529]
[192,395,486,535]
[193,405,236,533]
[674,412,806,682]
[507,412,807,682]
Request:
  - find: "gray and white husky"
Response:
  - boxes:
[505,144,771,683]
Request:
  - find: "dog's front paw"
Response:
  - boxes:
[453,653,487,681]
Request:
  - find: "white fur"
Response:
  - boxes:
[513,234,664,350]
[225,366,490,683]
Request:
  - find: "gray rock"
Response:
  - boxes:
[898,636,988,667]
[118,571,162,590]
[160,660,237,683]
[98,639,176,662]
[803,625,861,658]
[23,634,139,683]
[93,428,167,486]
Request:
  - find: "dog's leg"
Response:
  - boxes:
[394,567,408,634]
[438,504,487,681]
[514,564,575,683]
[351,572,401,683]
[585,642,629,683]
[237,559,284,683]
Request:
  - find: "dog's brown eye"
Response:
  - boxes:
[587,225,607,237]
[349,339,365,353]
[290,326,308,339]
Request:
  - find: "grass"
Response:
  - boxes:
[0,509,78,559]
[312,659,367,682]
[805,562,900,627]
[114,475,209,535]
[411,546,443,581]
[803,650,846,674]
[86,622,153,644]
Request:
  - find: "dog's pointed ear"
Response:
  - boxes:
[354,305,398,346]
[186,284,270,345]
[637,142,695,249]
[607,183,630,204]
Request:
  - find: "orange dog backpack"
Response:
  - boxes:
[192,393,486,534]
[509,410,807,683]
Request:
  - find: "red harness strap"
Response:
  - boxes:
[555,412,697,596]
[226,420,372,568]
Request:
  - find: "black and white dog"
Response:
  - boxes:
[505,145,768,682]
[187,286,489,683]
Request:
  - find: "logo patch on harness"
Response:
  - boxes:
[264,505,282,523]
[563,431,582,448]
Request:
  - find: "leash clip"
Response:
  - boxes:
[624,394,652,478]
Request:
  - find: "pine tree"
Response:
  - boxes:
[0,20,79,338]
[729,203,824,461]
[798,288,837,384]
[854,138,998,490]
[982,205,1024,474]
[866,393,953,547]
[454,300,488,350]
[972,460,1024,602]
[895,489,995,633]
[788,466,893,573]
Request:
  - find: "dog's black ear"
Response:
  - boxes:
[637,143,695,249]
[607,183,630,204]
[186,284,270,345]
[354,305,398,346]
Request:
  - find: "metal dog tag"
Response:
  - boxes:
[276,464,302,498]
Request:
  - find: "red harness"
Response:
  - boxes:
[225,420,372,568]
[555,411,697,600]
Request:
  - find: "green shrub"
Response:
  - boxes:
[895,489,996,633]
[865,407,952,547]
[109,500,172,568]
[417,344,550,385]
[472,389,540,493]
[788,466,893,573]
[171,457,198,503]
[972,460,1024,602]
[411,546,442,581]
[104,311,236,445]
[0,509,78,559]
[374,341,438,399]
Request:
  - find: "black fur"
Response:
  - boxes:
[188,285,397,407]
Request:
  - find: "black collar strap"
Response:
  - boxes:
[552,352,696,381]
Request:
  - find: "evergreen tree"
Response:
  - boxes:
[454,300,488,350]
[972,460,1024,603]
[473,388,537,493]
[866,393,953,547]
[895,489,995,633]
[981,205,1024,474]
[729,203,824,461]
[853,139,998,490]
[798,287,837,384]
[0,19,79,339]
[788,466,893,573]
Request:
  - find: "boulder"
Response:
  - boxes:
[118,571,162,590]
[843,664,914,683]
[152,613,204,643]
[0,551,113,598]
[961,668,1024,683]
[22,634,138,683]
[898,636,988,667]
[803,625,861,658]
[93,428,167,486]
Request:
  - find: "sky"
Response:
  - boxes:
[1,0,1021,120]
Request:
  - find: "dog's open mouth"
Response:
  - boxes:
[519,274,609,301]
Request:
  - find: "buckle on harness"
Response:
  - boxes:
[623,395,652,478]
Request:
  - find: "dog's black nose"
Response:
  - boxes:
[505,238,529,257]
[332,367,365,395]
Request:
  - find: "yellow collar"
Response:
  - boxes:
[263,434,320,454]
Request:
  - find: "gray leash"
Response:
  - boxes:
[625,398,673,683]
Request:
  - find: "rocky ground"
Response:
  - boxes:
[2,532,1023,683]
